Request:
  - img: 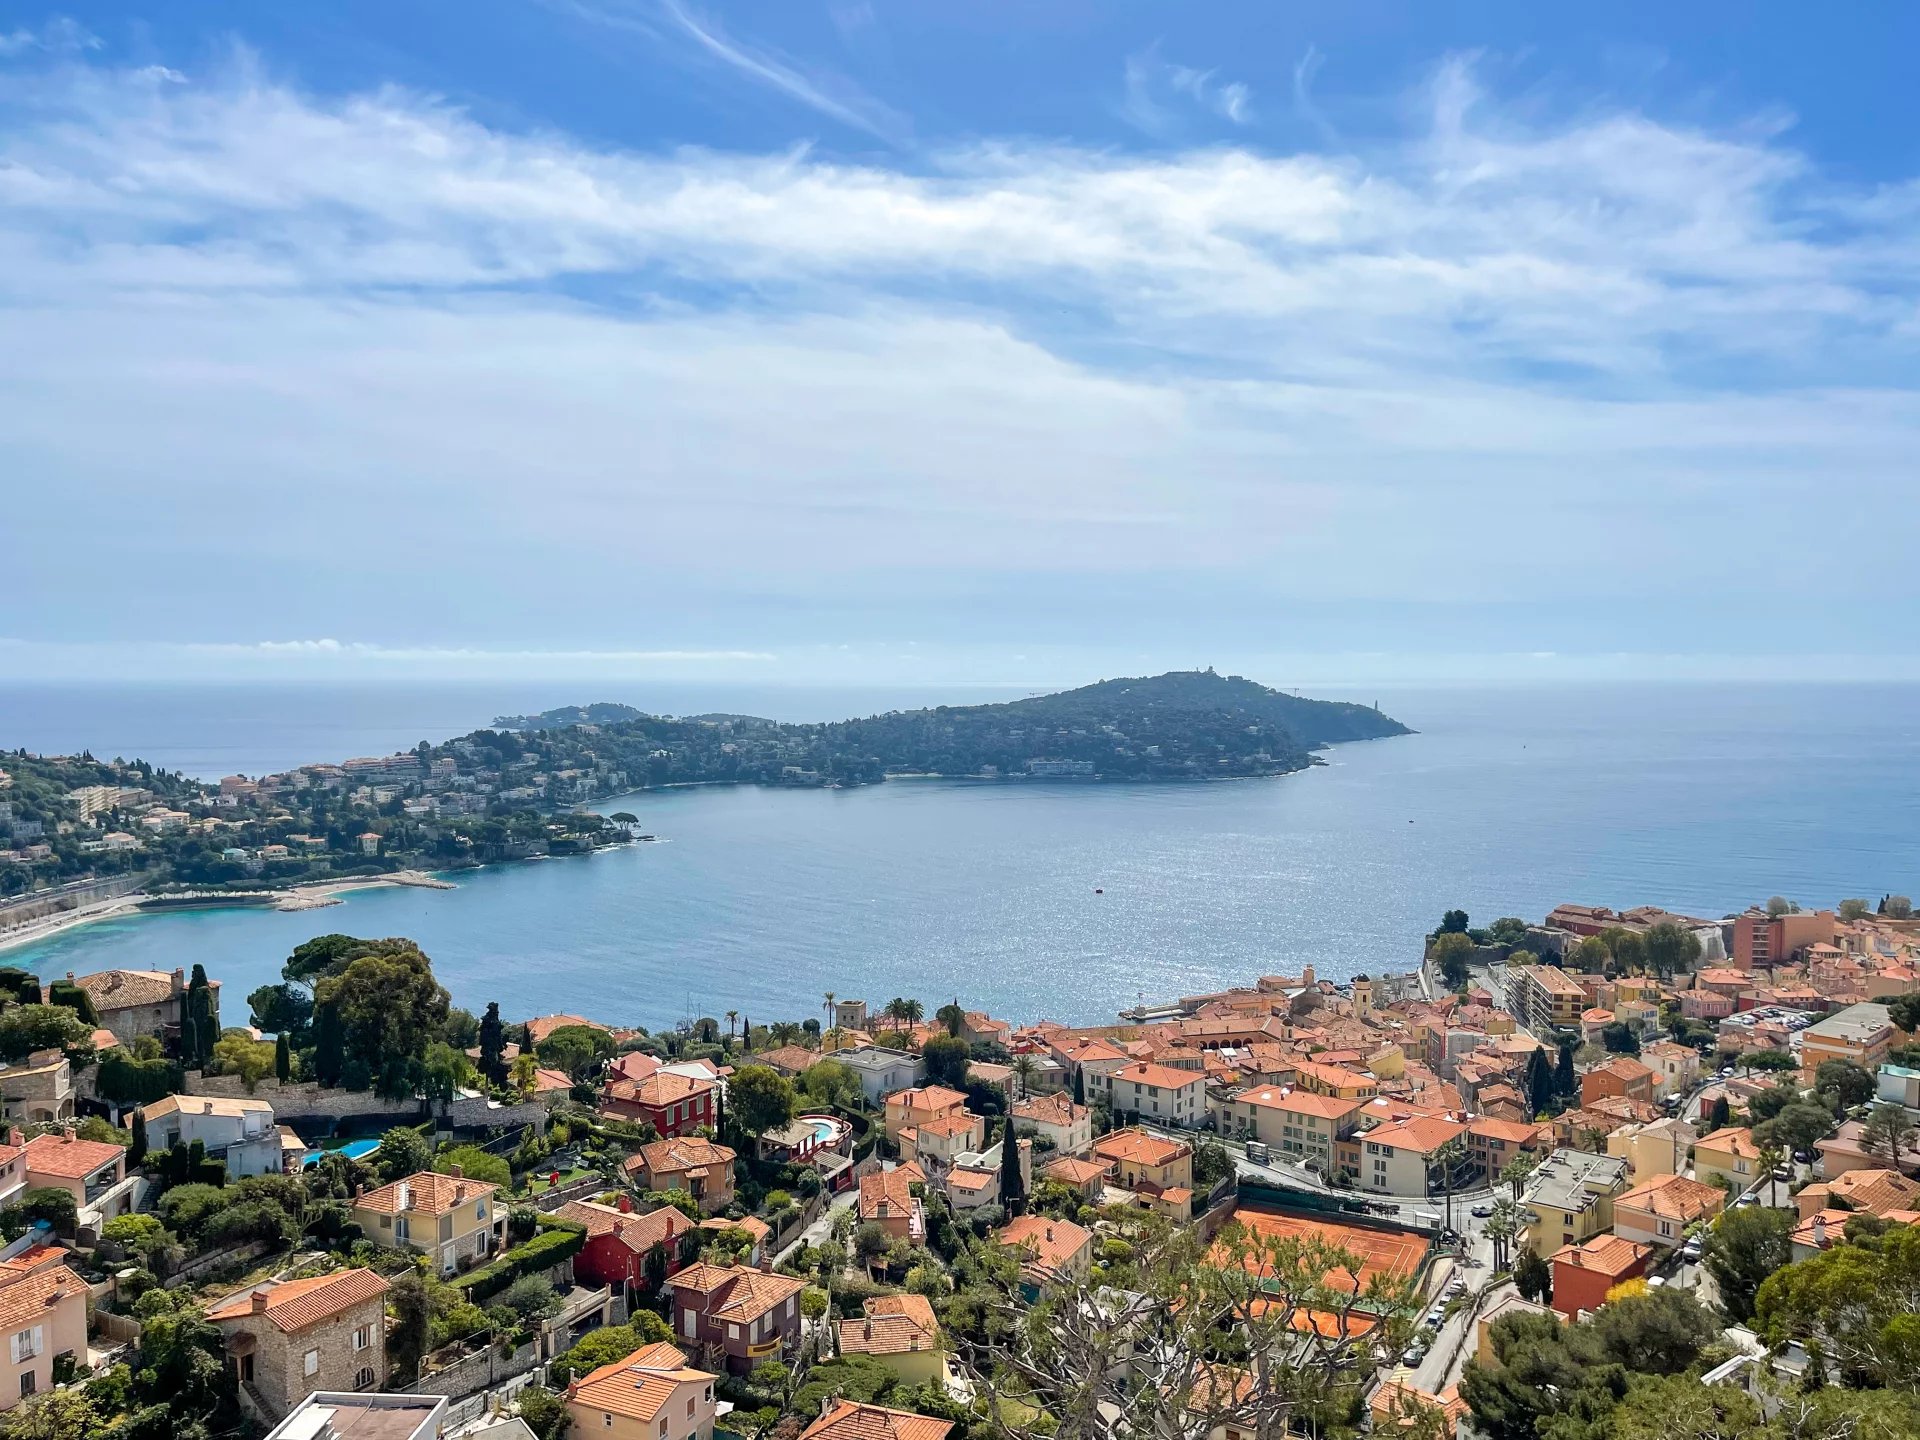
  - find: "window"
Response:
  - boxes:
[680,1309,696,1338]
[657,1421,667,1437]
[18,1372,34,1400]
[353,1324,373,1351]
[9,1327,43,1364]
[687,1398,696,1417]
[355,1367,376,1390]
[304,1350,319,1377]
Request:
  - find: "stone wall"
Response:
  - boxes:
[412,1339,541,1400]
[169,1074,551,1134]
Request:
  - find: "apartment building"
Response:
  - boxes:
[1109,1062,1207,1127]
[1518,1149,1631,1255]
[1508,965,1589,1033]
[1219,1086,1362,1173]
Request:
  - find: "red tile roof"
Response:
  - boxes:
[205,1269,389,1332]
[23,1132,124,1180]
[800,1400,953,1440]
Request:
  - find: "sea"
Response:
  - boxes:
[3,680,1917,1030]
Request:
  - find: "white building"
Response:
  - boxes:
[1109,1062,1207,1128]
[141,1095,299,1178]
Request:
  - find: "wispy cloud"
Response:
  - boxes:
[0,14,99,57]
[548,0,906,144]
[1123,44,1253,135]
[1,51,1918,664]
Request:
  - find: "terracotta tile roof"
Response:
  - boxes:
[0,1258,83,1333]
[525,1014,606,1046]
[73,968,195,1011]
[997,1214,1092,1277]
[859,1168,919,1221]
[23,1132,124,1180]
[1826,1168,1920,1215]
[142,1094,273,1120]
[1041,1156,1109,1187]
[569,1341,715,1423]
[915,1112,984,1140]
[1550,1233,1650,1279]
[1011,1093,1084,1128]
[837,1294,941,1356]
[759,1045,819,1073]
[631,1135,736,1178]
[355,1170,498,1216]
[1053,1036,1127,1065]
[699,1214,770,1243]
[1360,1115,1467,1155]
[1695,1127,1762,1161]
[885,1086,968,1114]
[667,1263,804,1324]
[1468,1117,1548,1146]
[1618,1173,1724,1223]
[609,1071,716,1108]
[557,1200,693,1255]
[1233,1085,1360,1120]
[946,1168,994,1193]
[1113,1061,1204,1091]
[800,1400,953,1440]
[1091,1127,1190,1169]
[205,1268,389,1332]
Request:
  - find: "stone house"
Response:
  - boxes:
[70,968,219,1047]
[205,1268,389,1421]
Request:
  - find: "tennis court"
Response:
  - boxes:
[1223,1204,1430,1295]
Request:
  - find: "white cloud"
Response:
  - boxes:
[1124,46,1254,133]
[0,52,1917,664]
[0,15,100,58]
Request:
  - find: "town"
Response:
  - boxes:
[0,893,1914,1440]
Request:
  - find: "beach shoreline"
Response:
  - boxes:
[0,869,458,956]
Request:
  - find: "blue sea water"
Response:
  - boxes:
[3,681,1917,1029]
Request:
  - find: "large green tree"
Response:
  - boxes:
[314,941,450,1093]
[728,1064,796,1139]
[1705,1205,1793,1322]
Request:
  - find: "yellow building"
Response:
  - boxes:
[1518,1149,1631,1256]
[350,1170,503,1276]
[1692,1127,1763,1193]
[1605,1117,1696,1180]
[834,1294,944,1387]
[565,1341,717,1440]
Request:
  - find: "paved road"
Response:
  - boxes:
[774,1186,859,1268]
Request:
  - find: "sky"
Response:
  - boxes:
[3,2,1919,689]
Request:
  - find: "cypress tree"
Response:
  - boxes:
[1553,1038,1577,1099]
[186,964,216,1069]
[1001,1115,1026,1216]
[129,1113,148,1167]
[478,1002,507,1086]
[1072,1066,1086,1107]
[274,1031,292,1083]
[314,998,345,1088]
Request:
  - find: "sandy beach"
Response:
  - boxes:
[0,869,457,955]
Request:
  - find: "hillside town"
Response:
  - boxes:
[0,895,1916,1440]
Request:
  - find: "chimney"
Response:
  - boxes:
[1812,1215,1827,1247]
[65,972,75,985]
[616,1193,633,1214]
[250,1290,270,1314]
[448,1164,463,1180]
[820,1397,836,1419]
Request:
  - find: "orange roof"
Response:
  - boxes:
[699,1214,771,1243]
[886,1085,969,1114]
[0,1258,83,1332]
[1041,1155,1110,1186]
[206,1269,389,1332]
[759,1045,819,1073]
[1012,1093,1084,1127]
[997,1214,1092,1277]
[1593,1056,1655,1082]
[1361,1114,1466,1155]
[1234,1085,1360,1120]
[1825,1168,1920,1215]
[1091,1127,1190,1168]
[859,1168,919,1221]
[610,1071,716,1108]
[355,1170,498,1216]
[568,1341,715,1423]
[1618,1173,1724,1223]
[800,1400,953,1440]
[631,1135,736,1178]
[23,1132,124,1180]
[525,1013,607,1045]
[1468,1117,1548,1146]
[837,1294,940,1356]
[1550,1233,1650,1279]
[668,1263,804,1324]
[1114,1061,1204,1090]
[916,1112,984,1140]
[1695,1127,1762,1161]
[558,1199,693,1255]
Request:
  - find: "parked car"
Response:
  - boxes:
[1402,1346,1426,1366]
[1681,1237,1703,1261]
[1793,1149,1814,1164]
[1469,1204,1493,1218]
[1244,1140,1270,1164]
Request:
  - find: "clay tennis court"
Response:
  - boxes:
[1222,1205,1431,1295]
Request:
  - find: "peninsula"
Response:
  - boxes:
[0,671,1408,912]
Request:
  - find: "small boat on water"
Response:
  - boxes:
[636,834,658,842]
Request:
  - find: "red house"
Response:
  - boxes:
[557,1196,696,1292]
[1548,1234,1650,1320]
[666,1262,806,1375]
[602,1071,717,1138]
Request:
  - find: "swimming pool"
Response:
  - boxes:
[798,1114,851,1148]
[301,1137,380,1167]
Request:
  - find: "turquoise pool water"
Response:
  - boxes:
[301,1137,379,1166]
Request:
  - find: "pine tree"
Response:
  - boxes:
[274,1031,292,1083]
[1001,1115,1026,1216]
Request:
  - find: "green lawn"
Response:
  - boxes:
[517,1165,594,1197]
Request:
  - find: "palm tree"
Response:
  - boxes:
[901,998,925,1028]
[1432,1137,1469,1233]
[1499,1151,1539,1201]
[1757,1141,1784,1206]
[1011,1054,1039,1102]
[823,991,837,1034]
[882,997,909,1034]
[1484,1196,1523,1273]
[770,1021,800,1048]
[725,1010,738,1045]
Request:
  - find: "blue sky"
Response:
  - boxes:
[3,2,1918,687]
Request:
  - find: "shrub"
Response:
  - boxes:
[452,1219,586,1304]
[434,1146,512,1188]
